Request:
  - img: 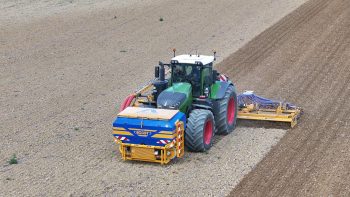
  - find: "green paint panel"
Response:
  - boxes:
[165,82,191,96]
[164,82,193,113]
[210,81,222,99]
[210,81,235,99]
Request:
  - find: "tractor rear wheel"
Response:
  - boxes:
[185,109,215,152]
[214,85,238,135]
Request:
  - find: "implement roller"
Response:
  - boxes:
[237,91,302,128]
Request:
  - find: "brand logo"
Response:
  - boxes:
[135,130,152,137]
[129,128,157,137]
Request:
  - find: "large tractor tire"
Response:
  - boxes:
[185,109,215,152]
[213,85,238,135]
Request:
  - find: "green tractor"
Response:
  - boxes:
[113,52,238,164]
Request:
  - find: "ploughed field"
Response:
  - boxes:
[3,0,348,196]
[221,0,350,196]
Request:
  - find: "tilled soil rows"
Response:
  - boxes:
[221,0,350,196]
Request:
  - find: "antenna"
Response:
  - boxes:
[189,49,195,57]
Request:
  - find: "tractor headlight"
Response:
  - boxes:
[169,101,181,109]
[204,87,209,97]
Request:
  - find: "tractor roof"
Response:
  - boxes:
[171,54,214,65]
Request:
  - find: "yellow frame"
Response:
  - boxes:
[115,121,185,164]
[237,105,301,128]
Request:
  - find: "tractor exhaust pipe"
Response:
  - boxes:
[159,61,165,82]
[153,62,168,101]
[155,66,160,78]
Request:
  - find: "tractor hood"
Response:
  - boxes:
[157,82,191,111]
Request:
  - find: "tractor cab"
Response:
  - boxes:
[153,54,217,113]
[170,54,215,97]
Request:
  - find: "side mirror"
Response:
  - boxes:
[212,70,218,81]
[155,66,160,78]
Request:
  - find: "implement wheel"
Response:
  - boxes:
[185,109,215,152]
[214,85,238,135]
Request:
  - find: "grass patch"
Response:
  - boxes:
[159,17,164,22]
[120,50,127,53]
[74,127,79,131]
[9,154,18,165]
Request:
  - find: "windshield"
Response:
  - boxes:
[171,64,201,84]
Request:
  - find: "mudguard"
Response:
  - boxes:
[210,81,236,100]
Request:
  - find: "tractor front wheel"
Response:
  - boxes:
[185,109,215,152]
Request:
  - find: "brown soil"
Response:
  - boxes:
[220,0,350,196]
[0,0,308,196]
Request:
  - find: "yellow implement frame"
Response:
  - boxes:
[114,121,185,164]
[237,104,301,128]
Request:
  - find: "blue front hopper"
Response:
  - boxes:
[112,107,186,146]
